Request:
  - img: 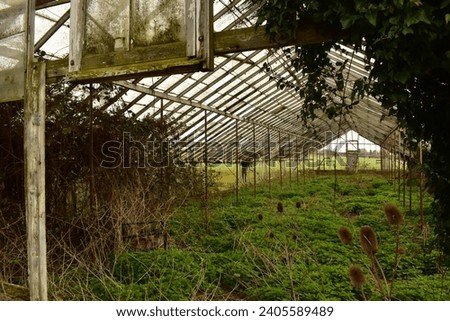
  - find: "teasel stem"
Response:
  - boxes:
[367,255,383,296]
[361,287,367,301]
[285,245,296,301]
[372,254,390,300]
[389,225,402,300]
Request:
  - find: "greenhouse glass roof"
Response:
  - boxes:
[0,0,402,161]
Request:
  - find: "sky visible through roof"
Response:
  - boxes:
[0,0,399,159]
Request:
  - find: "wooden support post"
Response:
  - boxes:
[186,0,214,69]
[24,0,47,301]
[69,0,86,72]
[268,128,271,196]
[25,61,47,301]
[235,120,239,204]
[253,124,257,197]
[279,131,283,190]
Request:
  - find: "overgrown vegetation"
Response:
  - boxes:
[247,0,450,255]
[2,85,443,300]
[0,83,214,294]
[47,173,449,301]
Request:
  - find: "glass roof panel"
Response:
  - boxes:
[0,1,400,153]
[0,0,26,102]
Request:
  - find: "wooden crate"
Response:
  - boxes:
[122,221,168,250]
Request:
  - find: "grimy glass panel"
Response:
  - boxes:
[131,0,185,47]
[0,0,26,102]
[84,0,185,55]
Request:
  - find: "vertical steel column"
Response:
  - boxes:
[235,120,239,204]
[296,137,299,185]
[279,131,283,190]
[89,84,95,213]
[390,148,394,183]
[204,110,208,204]
[302,149,306,183]
[409,148,412,213]
[419,141,424,229]
[402,138,406,207]
[397,132,401,200]
[393,143,397,191]
[159,99,165,200]
[323,141,326,171]
[288,135,292,188]
[253,124,257,197]
[268,128,272,196]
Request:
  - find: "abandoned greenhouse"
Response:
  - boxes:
[1,0,450,305]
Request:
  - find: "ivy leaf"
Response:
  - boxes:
[393,0,404,8]
[395,70,411,84]
[365,11,377,27]
[340,15,358,29]
[402,27,414,35]
[405,9,431,26]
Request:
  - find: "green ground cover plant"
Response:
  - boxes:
[48,172,450,301]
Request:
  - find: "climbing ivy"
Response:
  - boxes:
[249,0,450,253]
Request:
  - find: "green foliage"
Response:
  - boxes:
[393,275,450,301]
[249,0,450,253]
[53,173,450,300]
[0,82,216,283]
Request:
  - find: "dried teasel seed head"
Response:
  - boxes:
[397,246,406,255]
[258,213,263,221]
[384,203,404,226]
[277,202,284,213]
[360,225,379,256]
[338,226,353,245]
[268,231,275,239]
[349,264,366,288]
[296,201,302,209]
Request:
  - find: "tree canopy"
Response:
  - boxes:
[250,0,450,252]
